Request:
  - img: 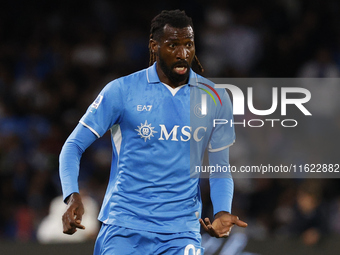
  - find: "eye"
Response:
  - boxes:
[186,42,193,47]
[169,43,176,48]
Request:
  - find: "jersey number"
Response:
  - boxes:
[184,244,202,255]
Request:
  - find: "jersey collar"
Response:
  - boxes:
[146,62,199,86]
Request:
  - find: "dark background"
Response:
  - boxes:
[0,0,340,254]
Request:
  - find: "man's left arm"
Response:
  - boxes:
[200,87,247,237]
[200,148,247,237]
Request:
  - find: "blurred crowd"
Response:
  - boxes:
[0,0,340,247]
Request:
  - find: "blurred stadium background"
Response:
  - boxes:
[0,0,340,254]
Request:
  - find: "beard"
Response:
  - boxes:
[158,55,190,85]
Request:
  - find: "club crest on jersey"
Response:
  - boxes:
[194,103,206,118]
[135,120,158,142]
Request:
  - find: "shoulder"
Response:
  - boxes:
[193,71,217,88]
[116,67,148,84]
[102,67,149,93]
[193,72,226,96]
[193,72,233,111]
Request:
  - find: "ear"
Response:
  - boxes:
[149,39,158,54]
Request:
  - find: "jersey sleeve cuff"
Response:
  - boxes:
[79,120,101,138]
[208,139,235,152]
[63,188,80,203]
[214,205,232,216]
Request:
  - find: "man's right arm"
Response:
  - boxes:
[59,123,98,234]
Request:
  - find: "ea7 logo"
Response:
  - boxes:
[137,105,152,111]
[184,244,202,255]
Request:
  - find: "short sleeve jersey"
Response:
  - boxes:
[79,62,235,233]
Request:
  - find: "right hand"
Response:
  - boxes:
[62,193,85,235]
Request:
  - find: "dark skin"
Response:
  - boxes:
[62,24,247,237]
[62,192,85,234]
[200,211,248,238]
[150,24,195,88]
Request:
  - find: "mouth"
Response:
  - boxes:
[174,66,188,75]
[173,62,189,75]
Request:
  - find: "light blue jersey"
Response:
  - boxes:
[73,62,234,233]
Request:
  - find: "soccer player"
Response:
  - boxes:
[60,10,247,255]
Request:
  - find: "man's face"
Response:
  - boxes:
[153,24,195,86]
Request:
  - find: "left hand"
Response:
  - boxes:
[62,193,85,235]
[199,211,247,238]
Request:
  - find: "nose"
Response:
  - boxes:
[176,46,189,60]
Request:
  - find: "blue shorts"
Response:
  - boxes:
[93,224,204,255]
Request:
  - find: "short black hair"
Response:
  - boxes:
[150,10,194,41]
